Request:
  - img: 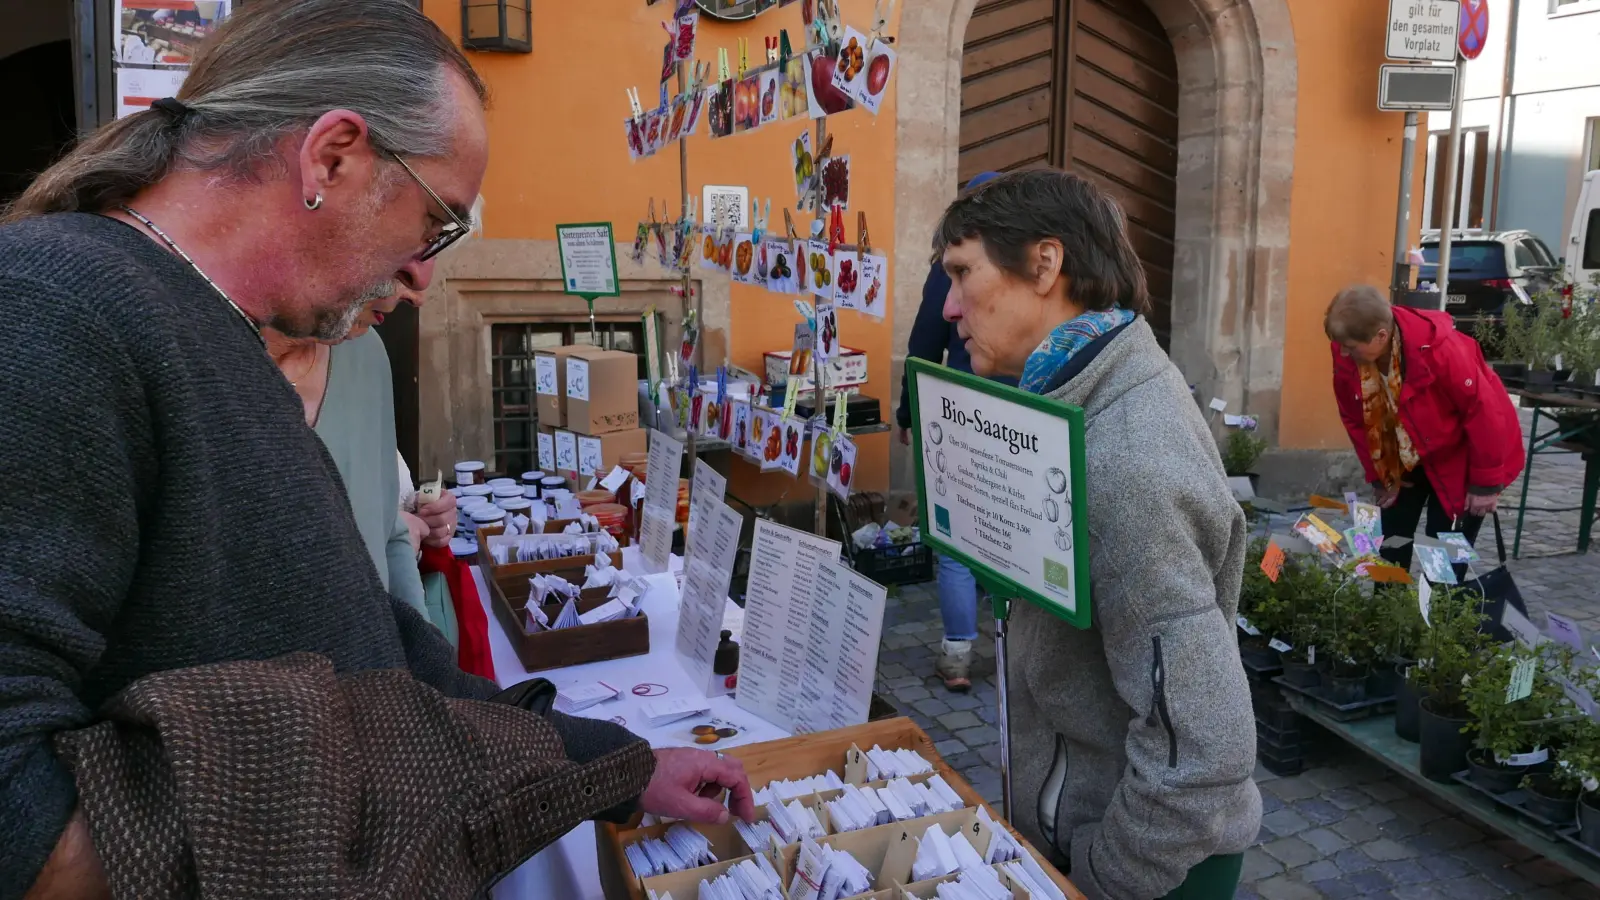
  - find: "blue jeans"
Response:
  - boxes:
[936,553,980,642]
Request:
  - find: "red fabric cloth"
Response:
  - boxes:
[1331,305,1526,521]
[418,545,496,682]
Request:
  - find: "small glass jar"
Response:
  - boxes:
[492,484,525,501]
[523,484,543,500]
[449,536,478,565]
[487,477,518,489]
[472,505,507,539]
[588,503,630,541]
[577,488,618,509]
[541,475,567,496]
[454,460,486,486]
[496,497,535,534]
[460,483,494,500]
[521,470,545,485]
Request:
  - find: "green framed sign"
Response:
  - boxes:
[907,358,1092,629]
[555,222,621,299]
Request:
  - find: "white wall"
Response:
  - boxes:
[1512,0,1600,95]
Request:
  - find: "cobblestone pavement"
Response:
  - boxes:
[875,408,1600,898]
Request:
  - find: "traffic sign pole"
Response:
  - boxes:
[1392,111,1420,298]
[1436,56,1464,310]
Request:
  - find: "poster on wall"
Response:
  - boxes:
[113,1,232,118]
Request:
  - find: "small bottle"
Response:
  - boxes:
[714,630,740,676]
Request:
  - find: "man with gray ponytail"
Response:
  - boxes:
[0,3,750,898]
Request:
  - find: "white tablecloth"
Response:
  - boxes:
[481,548,792,900]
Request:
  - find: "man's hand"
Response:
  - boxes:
[415,492,458,548]
[639,748,757,825]
[1465,491,1501,517]
[24,809,109,900]
[1375,483,1402,509]
[898,427,910,446]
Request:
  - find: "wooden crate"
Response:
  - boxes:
[595,717,1083,900]
[481,533,645,672]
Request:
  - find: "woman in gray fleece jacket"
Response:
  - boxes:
[932,170,1261,900]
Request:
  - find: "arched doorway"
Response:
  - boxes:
[958,0,1178,346]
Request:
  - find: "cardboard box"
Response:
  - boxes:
[534,345,585,427]
[565,346,641,435]
[576,427,650,479]
[764,346,869,390]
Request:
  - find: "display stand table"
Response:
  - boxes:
[1509,388,1600,556]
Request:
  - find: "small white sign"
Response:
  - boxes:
[535,356,558,396]
[538,432,555,471]
[566,358,591,402]
[577,436,603,476]
[555,430,577,472]
[702,185,750,230]
[1386,0,1460,62]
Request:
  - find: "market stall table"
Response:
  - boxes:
[477,548,792,900]
[1508,387,1600,556]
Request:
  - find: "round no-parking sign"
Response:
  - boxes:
[1459,0,1489,61]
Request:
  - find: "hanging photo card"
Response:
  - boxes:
[699,226,724,272]
[750,239,771,289]
[834,256,865,311]
[733,71,762,133]
[791,132,815,206]
[643,108,667,156]
[731,233,759,285]
[810,427,834,485]
[780,55,808,119]
[816,302,840,361]
[777,416,805,476]
[624,117,647,162]
[763,238,799,293]
[673,12,698,62]
[858,254,889,319]
[820,156,851,209]
[748,404,771,465]
[708,82,733,138]
[732,398,753,459]
[684,86,708,137]
[664,94,689,145]
[831,28,870,97]
[828,433,857,499]
[757,408,785,472]
[804,48,854,118]
[758,67,782,127]
[805,240,835,299]
[660,38,677,83]
[701,397,722,440]
[852,37,895,115]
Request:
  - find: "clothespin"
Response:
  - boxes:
[817,0,843,46]
[738,37,749,77]
[752,199,771,244]
[646,197,658,226]
[783,208,799,240]
[766,36,779,64]
[779,30,793,67]
[856,212,871,262]
[626,87,644,121]
[718,47,731,84]
[690,59,711,93]
[868,0,897,49]
[828,204,846,255]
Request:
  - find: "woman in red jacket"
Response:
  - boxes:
[1326,285,1525,570]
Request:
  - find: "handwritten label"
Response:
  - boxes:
[1547,612,1586,652]
[1261,541,1285,582]
[1507,657,1536,703]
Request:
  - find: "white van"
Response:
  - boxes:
[1567,170,1600,287]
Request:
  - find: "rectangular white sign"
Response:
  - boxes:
[736,519,841,731]
[555,223,618,296]
[1387,0,1460,62]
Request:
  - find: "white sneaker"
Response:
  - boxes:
[937,639,973,692]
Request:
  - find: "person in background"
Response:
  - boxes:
[1326,285,1525,571]
[934,170,1259,900]
[0,3,748,896]
[897,170,1012,692]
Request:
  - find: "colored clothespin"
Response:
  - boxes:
[828,204,846,255]
[784,208,799,240]
[690,59,711,93]
[718,47,731,84]
[817,0,843,46]
[738,37,749,76]
[856,212,871,262]
[751,198,771,244]
[779,30,793,67]
[869,0,897,48]
[766,36,779,64]
[626,87,644,121]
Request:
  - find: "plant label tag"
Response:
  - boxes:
[1501,605,1547,649]
[1417,576,1432,625]
[1546,612,1586,653]
[1208,397,1227,412]
[1268,638,1292,654]
[1237,616,1261,637]
[1308,645,1316,665]
[1506,657,1536,704]
[1502,748,1549,767]
[1261,541,1285,582]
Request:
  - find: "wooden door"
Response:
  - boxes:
[373,303,420,478]
[960,0,1179,346]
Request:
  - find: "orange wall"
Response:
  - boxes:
[424,0,898,500]
[1279,0,1428,449]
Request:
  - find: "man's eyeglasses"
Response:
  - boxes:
[387,151,472,261]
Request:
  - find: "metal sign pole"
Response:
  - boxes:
[1392,110,1419,299]
[812,116,829,538]
[993,594,1014,820]
[1435,56,1467,309]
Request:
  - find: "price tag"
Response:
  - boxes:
[1260,541,1285,582]
[1506,657,1536,704]
[1236,617,1261,637]
[1308,645,1316,665]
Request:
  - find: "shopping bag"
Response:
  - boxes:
[1458,512,1529,645]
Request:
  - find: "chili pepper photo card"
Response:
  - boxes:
[664,94,689,145]
[673,12,698,62]
[660,39,677,83]
[758,67,782,128]
[858,254,888,319]
[833,256,865,311]
[815,302,839,361]
[708,82,733,138]
[684,86,707,138]
[763,238,799,293]
[730,233,759,285]
[624,116,647,162]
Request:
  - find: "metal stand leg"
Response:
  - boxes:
[1513,404,1541,559]
[1581,453,1599,555]
[993,595,1013,821]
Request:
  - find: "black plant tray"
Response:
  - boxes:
[1256,718,1306,750]
[1240,646,1283,679]
[1272,676,1395,721]
[1257,741,1305,776]
[1556,826,1600,862]
[1452,770,1564,833]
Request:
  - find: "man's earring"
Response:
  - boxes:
[305,193,323,211]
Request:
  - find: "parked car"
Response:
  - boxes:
[1417,229,1562,329]
[1566,170,1600,289]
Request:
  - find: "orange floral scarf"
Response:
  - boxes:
[1358,338,1419,490]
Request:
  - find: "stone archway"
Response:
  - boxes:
[888,0,1297,498]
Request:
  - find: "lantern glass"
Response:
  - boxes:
[506,0,529,43]
[462,0,532,52]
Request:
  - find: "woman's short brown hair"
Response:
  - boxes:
[1324,285,1394,344]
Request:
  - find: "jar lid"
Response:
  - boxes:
[522,471,544,483]
[460,484,494,497]
[487,477,518,488]
[497,497,533,511]
[492,485,524,499]
[458,496,490,509]
[471,506,507,522]
[587,503,629,521]
[577,489,618,506]
[449,537,477,557]
[541,476,566,487]
[455,460,485,472]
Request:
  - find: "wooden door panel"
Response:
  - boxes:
[961,86,1053,147]
[962,56,1054,112]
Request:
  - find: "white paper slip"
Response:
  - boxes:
[556,681,621,713]
[600,465,632,493]
[578,598,633,626]
[640,696,711,728]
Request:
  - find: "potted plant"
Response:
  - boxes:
[1220,429,1268,494]
[1365,579,1422,700]
[1569,721,1600,848]
[1236,538,1284,672]
[1478,290,1568,387]
[1317,576,1374,704]
[1526,718,1597,827]
[1411,584,1494,782]
[1463,644,1570,794]
[1273,555,1330,688]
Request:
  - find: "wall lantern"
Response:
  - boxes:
[461,0,532,53]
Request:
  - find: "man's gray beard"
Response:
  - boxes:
[307,280,396,341]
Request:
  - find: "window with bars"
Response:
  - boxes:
[490,321,647,476]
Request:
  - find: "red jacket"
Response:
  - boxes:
[1331,306,1525,521]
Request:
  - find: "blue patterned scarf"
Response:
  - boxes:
[1018,307,1136,394]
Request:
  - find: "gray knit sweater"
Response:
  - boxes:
[0,213,642,898]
